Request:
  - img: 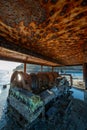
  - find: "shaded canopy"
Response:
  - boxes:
[0,0,87,66]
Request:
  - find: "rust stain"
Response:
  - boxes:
[0,0,87,65]
[0,0,47,27]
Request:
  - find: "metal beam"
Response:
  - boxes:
[52,67,54,72]
[41,65,43,72]
[0,56,58,67]
[0,36,64,65]
[0,47,60,66]
[24,63,26,74]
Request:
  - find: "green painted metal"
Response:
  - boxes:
[9,87,43,113]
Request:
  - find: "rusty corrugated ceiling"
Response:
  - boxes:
[0,0,87,66]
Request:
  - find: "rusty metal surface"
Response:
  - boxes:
[11,71,59,93]
[0,0,87,65]
[0,47,59,66]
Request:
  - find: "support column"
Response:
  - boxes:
[83,63,87,89]
[41,65,43,72]
[24,63,26,74]
[52,67,54,72]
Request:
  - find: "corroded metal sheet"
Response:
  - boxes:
[8,87,44,124]
[0,0,87,65]
[0,47,59,66]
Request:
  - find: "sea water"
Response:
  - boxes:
[64,72,83,79]
[0,70,12,129]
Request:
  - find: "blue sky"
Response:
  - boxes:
[0,60,21,70]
